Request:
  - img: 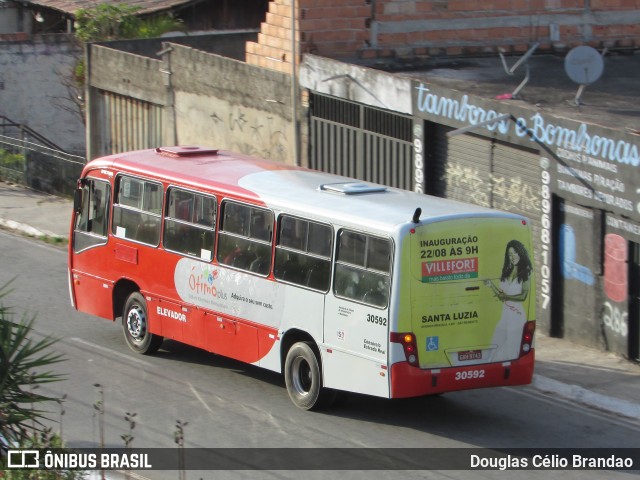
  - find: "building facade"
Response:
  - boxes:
[247,0,640,72]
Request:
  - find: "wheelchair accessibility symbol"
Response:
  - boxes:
[426,336,439,351]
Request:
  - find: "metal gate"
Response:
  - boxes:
[95,91,164,157]
[309,93,413,190]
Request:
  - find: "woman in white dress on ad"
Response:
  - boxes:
[484,240,532,360]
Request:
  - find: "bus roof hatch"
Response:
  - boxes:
[320,182,387,195]
[156,146,219,157]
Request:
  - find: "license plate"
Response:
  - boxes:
[458,350,482,361]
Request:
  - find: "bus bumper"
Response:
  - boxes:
[390,349,535,398]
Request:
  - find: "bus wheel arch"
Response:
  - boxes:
[280,329,316,370]
[282,333,336,410]
[121,290,163,355]
[113,279,139,322]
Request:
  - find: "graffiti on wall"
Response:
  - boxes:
[444,162,540,213]
[444,163,489,207]
[492,176,539,212]
[603,302,629,338]
[209,107,289,162]
[176,92,290,163]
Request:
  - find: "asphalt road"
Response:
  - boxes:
[1,230,639,480]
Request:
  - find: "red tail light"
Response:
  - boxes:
[390,332,419,367]
[520,321,536,355]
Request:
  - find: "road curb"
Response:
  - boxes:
[532,374,640,420]
[0,218,65,241]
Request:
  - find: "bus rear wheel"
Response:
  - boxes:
[122,292,163,354]
[284,341,334,410]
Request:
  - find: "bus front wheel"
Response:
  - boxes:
[122,292,163,355]
[284,341,333,410]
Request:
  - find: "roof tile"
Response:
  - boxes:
[19,0,197,16]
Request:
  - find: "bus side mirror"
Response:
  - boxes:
[73,188,83,213]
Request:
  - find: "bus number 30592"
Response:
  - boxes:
[367,314,387,326]
[455,370,485,380]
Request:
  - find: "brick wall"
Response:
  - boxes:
[247,0,640,71]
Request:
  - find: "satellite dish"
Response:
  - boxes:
[564,46,605,105]
[564,46,604,84]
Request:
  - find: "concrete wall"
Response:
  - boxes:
[169,43,293,162]
[0,2,22,34]
[299,54,411,114]
[0,34,85,154]
[102,31,258,61]
[86,36,295,164]
[88,46,165,104]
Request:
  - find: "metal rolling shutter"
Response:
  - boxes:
[430,124,493,208]
[492,140,541,224]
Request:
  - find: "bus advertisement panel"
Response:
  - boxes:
[409,216,535,366]
[390,216,535,398]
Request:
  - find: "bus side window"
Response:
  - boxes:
[334,230,391,308]
[274,215,332,291]
[217,201,273,275]
[112,176,163,246]
[163,188,216,261]
[73,178,111,252]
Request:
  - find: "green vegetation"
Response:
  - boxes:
[74,3,144,43]
[0,281,76,479]
[0,283,83,478]
[75,3,185,43]
[0,282,66,447]
[0,149,26,183]
[2,429,81,480]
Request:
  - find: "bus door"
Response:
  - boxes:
[70,177,114,320]
[403,217,535,369]
[322,230,392,397]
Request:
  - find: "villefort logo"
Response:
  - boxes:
[188,266,227,300]
[422,257,478,283]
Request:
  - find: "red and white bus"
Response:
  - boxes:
[69,146,536,410]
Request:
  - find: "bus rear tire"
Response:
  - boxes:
[285,341,333,410]
[122,292,163,354]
